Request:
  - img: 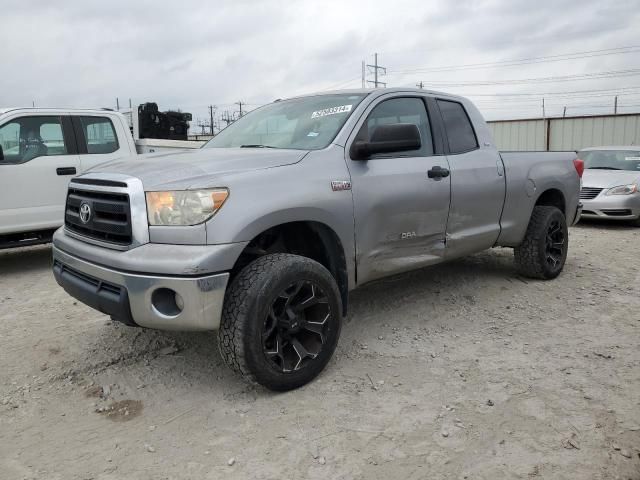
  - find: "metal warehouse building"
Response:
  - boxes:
[487,113,640,151]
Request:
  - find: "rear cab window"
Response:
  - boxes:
[437,100,478,154]
[79,116,119,154]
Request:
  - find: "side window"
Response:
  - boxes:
[359,97,434,156]
[80,116,119,154]
[0,116,68,164]
[437,100,478,154]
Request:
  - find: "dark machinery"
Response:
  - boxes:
[137,103,193,141]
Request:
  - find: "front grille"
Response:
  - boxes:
[579,187,603,200]
[65,187,132,245]
[602,209,632,217]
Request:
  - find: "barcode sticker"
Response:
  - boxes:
[311,105,352,118]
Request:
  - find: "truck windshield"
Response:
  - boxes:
[580,150,640,171]
[203,94,367,150]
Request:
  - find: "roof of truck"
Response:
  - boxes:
[0,107,120,115]
[286,87,462,101]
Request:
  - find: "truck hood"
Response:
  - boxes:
[88,147,309,190]
[582,169,640,189]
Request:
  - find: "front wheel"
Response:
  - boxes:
[514,206,568,279]
[218,253,342,391]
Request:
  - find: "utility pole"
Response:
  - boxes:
[542,98,545,118]
[563,106,567,118]
[129,98,132,108]
[197,119,209,135]
[366,53,387,88]
[235,101,245,117]
[208,105,216,135]
[221,110,234,127]
[416,81,425,89]
[614,96,618,115]
[361,60,365,88]
[116,97,120,111]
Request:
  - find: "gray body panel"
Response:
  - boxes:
[497,152,581,246]
[52,88,581,331]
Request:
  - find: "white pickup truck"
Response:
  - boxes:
[0,108,202,248]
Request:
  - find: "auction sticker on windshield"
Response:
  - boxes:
[311,105,352,118]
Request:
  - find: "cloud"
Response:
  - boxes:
[1,0,639,123]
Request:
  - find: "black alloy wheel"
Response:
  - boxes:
[544,218,566,270]
[263,280,331,373]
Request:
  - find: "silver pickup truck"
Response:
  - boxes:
[52,88,582,390]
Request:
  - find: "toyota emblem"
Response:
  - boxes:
[79,202,92,224]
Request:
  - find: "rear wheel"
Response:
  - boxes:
[218,253,342,391]
[514,206,568,279]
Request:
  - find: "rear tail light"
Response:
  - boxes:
[573,158,584,178]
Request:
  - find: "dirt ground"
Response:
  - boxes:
[1,221,639,480]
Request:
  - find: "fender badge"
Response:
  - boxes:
[331,180,352,191]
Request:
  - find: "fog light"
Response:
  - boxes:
[151,288,183,317]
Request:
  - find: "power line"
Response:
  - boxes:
[462,86,640,98]
[388,45,640,75]
[322,45,640,92]
[414,68,640,87]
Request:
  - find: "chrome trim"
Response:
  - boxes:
[53,245,229,331]
[67,173,150,250]
[64,228,131,251]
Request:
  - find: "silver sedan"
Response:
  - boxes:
[579,146,640,226]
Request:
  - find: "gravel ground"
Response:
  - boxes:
[1,221,639,480]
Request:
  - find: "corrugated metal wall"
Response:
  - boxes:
[487,114,640,151]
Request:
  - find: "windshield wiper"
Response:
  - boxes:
[586,166,622,170]
[240,144,277,149]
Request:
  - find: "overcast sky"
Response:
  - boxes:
[2,0,640,126]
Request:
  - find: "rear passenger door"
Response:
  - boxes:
[72,115,128,172]
[436,99,505,257]
[0,114,80,234]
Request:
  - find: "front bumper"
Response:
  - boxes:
[580,193,640,220]
[53,246,229,331]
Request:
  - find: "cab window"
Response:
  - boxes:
[437,100,478,154]
[0,116,68,164]
[358,97,434,157]
[79,116,119,154]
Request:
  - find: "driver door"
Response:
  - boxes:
[0,114,79,235]
[347,96,451,284]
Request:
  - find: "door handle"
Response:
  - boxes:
[427,166,450,179]
[56,167,77,176]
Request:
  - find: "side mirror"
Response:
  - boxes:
[351,123,421,160]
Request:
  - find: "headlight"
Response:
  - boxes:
[146,189,229,226]
[605,184,638,196]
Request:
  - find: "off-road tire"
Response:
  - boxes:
[218,253,342,391]
[514,206,568,280]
